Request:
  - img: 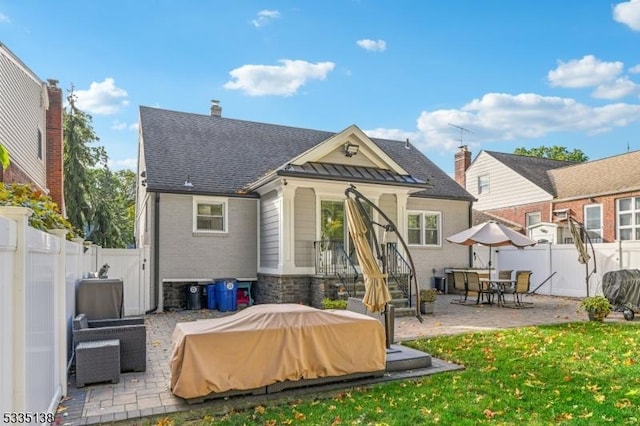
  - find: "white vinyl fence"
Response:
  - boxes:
[0,207,148,419]
[472,240,640,297]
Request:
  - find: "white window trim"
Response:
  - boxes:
[193,196,228,234]
[617,196,639,241]
[525,212,541,230]
[407,210,441,247]
[584,204,603,240]
[477,174,490,195]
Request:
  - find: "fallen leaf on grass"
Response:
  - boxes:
[483,408,496,419]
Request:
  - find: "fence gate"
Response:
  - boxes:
[87,247,150,315]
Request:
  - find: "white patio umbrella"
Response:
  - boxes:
[345,198,391,313]
[446,220,537,272]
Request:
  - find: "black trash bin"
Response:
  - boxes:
[433,276,447,293]
[185,284,202,310]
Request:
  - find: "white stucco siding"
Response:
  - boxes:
[405,197,471,287]
[260,190,280,268]
[0,48,47,188]
[158,193,258,279]
[294,187,315,267]
[466,153,553,211]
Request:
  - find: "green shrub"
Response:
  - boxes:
[321,298,347,310]
[0,183,77,239]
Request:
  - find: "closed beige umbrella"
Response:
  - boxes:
[569,219,590,264]
[345,198,391,313]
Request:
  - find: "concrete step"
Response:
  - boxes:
[393,306,416,317]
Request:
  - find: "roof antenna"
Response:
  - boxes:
[448,123,471,148]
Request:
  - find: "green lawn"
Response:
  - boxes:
[118,321,640,425]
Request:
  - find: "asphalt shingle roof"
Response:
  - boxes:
[549,150,640,199]
[139,106,474,201]
[484,151,575,195]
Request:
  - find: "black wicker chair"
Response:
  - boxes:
[73,313,147,373]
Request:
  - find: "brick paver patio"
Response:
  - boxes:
[57,294,590,425]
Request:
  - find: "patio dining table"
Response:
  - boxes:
[480,278,516,307]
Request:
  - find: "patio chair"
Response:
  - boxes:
[452,271,468,302]
[465,271,493,304]
[502,270,533,305]
[73,313,147,372]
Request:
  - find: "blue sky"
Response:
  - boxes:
[2,1,640,175]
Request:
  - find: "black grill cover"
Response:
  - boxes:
[602,269,640,309]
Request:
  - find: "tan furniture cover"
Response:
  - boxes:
[170,304,386,399]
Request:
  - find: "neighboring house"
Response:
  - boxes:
[455,146,640,243]
[136,103,475,310]
[0,42,65,213]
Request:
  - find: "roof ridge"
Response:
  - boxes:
[139,105,343,136]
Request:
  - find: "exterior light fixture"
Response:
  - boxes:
[183,175,194,188]
[344,142,359,157]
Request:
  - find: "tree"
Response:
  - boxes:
[86,166,124,248]
[63,88,107,235]
[513,145,589,162]
[86,168,136,248]
[0,144,9,170]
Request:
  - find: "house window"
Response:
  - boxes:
[617,197,640,241]
[320,200,345,242]
[193,196,227,233]
[407,211,441,246]
[37,129,43,159]
[477,174,490,194]
[584,204,603,242]
[525,212,541,230]
[553,209,569,220]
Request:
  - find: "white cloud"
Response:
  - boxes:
[356,39,387,52]
[629,64,640,73]
[108,157,137,171]
[613,0,640,31]
[111,120,139,131]
[74,78,129,115]
[0,13,10,23]
[548,55,623,88]
[111,120,127,130]
[369,92,640,153]
[592,77,640,99]
[251,10,280,27]
[223,59,335,96]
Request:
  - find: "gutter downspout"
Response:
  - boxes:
[146,193,160,314]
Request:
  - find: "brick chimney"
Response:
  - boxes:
[210,99,222,117]
[46,79,65,214]
[454,145,471,188]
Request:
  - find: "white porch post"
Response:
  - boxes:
[396,192,409,252]
[279,184,296,274]
[0,206,32,411]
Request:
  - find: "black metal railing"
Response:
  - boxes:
[314,240,359,297]
[385,242,413,302]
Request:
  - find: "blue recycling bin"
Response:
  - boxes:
[206,283,217,310]
[215,278,238,312]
